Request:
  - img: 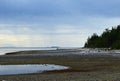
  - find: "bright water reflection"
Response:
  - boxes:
[0,64,69,75]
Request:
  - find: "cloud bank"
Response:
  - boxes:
[0,0,120,47]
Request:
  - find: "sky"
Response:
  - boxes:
[0,0,120,47]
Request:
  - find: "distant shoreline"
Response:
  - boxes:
[4,48,120,57]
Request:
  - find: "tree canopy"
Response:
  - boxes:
[84,25,120,49]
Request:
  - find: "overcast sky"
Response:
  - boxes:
[0,0,120,47]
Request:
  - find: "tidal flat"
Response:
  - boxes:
[0,49,120,81]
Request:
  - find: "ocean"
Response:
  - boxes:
[0,47,56,55]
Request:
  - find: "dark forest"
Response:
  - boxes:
[84,25,120,49]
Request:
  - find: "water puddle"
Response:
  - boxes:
[0,64,69,75]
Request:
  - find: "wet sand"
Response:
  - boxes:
[0,49,120,81]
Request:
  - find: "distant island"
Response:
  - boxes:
[84,25,120,49]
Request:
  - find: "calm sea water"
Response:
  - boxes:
[0,47,57,55]
[0,64,69,75]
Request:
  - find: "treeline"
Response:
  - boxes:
[84,25,120,49]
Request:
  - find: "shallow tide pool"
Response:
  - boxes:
[0,64,69,75]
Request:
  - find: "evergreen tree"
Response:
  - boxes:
[84,25,120,49]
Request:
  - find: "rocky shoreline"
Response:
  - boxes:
[0,48,120,81]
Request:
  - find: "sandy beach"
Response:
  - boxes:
[0,48,120,81]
